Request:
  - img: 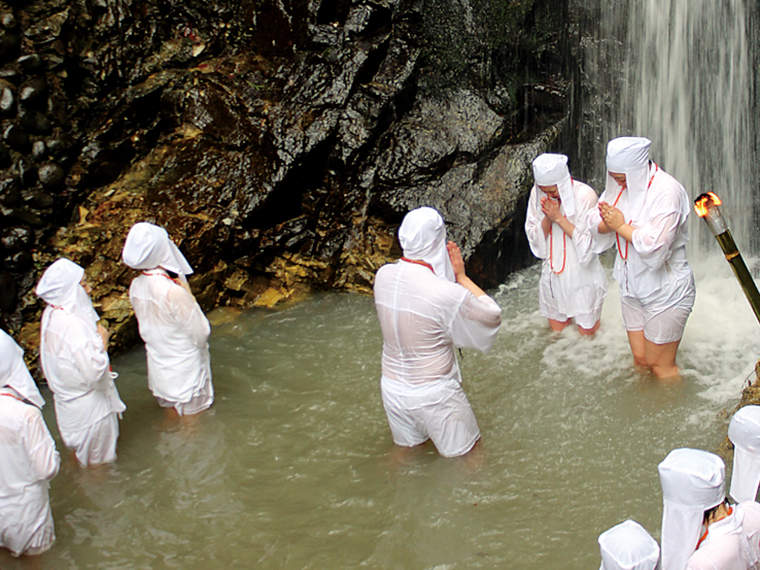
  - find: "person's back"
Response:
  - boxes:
[129,271,211,405]
[375,261,467,385]
[0,390,60,556]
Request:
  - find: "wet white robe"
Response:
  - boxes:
[525,180,608,325]
[40,306,125,465]
[129,270,213,414]
[687,502,760,570]
[374,261,501,386]
[588,164,694,307]
[0,387,60,556]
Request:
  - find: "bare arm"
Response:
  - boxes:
[447,241,487,297]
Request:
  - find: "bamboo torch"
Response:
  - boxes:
[694,192,760,325]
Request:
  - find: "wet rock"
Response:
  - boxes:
[0,272,16,314]
[19,108,51,133]
[0,141,10,168]
[1,225,33,252]
[38,163,64,188]
[16,157,36,187]
[18,78,47,107]
[17,54,42,74]
[0,79,14,113]
[3,123,28,152]
[3,250,31,271]
[0,176,18,205]
[0,31,19,61]
[1,13,16,30]
[31,140,46,159]
[32,190,53,208]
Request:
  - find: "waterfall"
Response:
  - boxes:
[578,0,757,252]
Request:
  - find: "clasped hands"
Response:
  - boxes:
[598,201,625,232]
[540,196,563,223]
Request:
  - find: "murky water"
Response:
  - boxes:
[3,252,759,570]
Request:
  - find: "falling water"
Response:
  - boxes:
[580,0,757,251]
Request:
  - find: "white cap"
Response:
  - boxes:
[122,222,193,276]
[598,519,660,570]
[658,448,725,570]
[605,137,652,221]
[0,330,45,409]
[531,153,576,217]
[398,207,455,281]
[728,405,760,503]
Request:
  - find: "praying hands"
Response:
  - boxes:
[598,201,625,232]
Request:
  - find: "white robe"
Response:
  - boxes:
[129,270,213,413]
[525,180,608,323]
[588,164,694,306]
[40,306,126,465]
[687,502,760,570]
[374,261,501,386]
[0,387,60,557]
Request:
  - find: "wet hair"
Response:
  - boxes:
[703,498,730,525]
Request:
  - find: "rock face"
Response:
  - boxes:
[0,0,571,371]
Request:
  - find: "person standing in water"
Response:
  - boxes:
[373,207,501,458]
[525,153,607,335]
[122,222,214,417]
[36,258,126,466]
[588,137,695,380]
[0,330,60,556]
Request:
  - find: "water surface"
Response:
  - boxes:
[2,254,759,570]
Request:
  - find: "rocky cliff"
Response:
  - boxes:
[0,0,571,369]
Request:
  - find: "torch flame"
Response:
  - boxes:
[694,192,723,218]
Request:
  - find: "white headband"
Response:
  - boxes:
[659,448,725,570]
[122,222,193,276]
[598,519,660,570]
[398,207,455,281]
[728,405,760,503]
[531,153,576,217]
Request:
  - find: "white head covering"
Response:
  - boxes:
[36,258,99,329]
[598,520,661,570]
[531,153,576,217]
[605,137,652,221]
[397,207,455,281]
[122,222,193,276]
[658,448,725,570]
[0,330,45,408]
[728,405,760,503]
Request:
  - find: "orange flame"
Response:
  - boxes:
[694,192,722,218]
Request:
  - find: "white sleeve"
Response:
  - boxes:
[70,323,111,388]
[631,190,688,270]
[587,191,616,254]
[167,286,211,346]
[450,293,502,354]
[524,187,549,260]
[24,408,60,482]
[571,185,599,267]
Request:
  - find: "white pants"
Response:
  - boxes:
[62,412,119,466]
[620,274,696,344]
[380,376,480,458]
[155,375,214,416]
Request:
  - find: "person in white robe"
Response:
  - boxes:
[598,519,660,570]
[373,207,502,458]
[36,258,126,466]
[525,153,608,335]
[658,447,760,570]
[728,405,760,504]
[588,137,695,380]
[0,330,60,556]
[122,222,214,416]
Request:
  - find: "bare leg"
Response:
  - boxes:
[578,320,600,336]
[389,441,429,466]
[548,318,570,332]
[626,330,650,372]
[645,338,682,381]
